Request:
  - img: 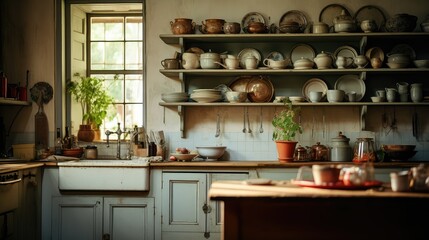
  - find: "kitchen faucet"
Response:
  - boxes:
[105,123,126,159]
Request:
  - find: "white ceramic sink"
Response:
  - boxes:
[57,158,150,191]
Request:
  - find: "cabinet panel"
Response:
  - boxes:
[52,196,103,240]
[161,173,206,232]
[103,197,155,240]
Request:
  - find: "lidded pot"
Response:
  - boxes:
[330,132,351,162]
[314,51,333,69]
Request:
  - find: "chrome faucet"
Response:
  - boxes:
[105,123,126,159]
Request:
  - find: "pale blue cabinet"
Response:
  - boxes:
[161,172,248,239]
[52,196,154,240]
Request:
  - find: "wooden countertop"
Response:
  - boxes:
[208,180,429,199]
[0,162,44,173]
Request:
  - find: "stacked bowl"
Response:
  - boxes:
[190,89,222,103]
[382,145,417,161]
[386,54,411,69]
[161,92,189,102]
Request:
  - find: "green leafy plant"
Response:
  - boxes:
[272,99,303,141]
[67,73,115,129]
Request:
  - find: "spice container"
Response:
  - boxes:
[84,145,98,159]
[353,138,376,163]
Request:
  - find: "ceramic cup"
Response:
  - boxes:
[297,165,341,185]
[327,89,345,102]
[223,22,241,34]
[161,58,180,69]
[371,96,382,102]
[346,91,357,102]
[309,91,323,102]
[390,170,410,192]
[376,90,386,100]
[244,56,258,69]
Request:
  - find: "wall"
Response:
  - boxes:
[1,0,429,161]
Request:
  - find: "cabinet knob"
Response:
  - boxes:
[202,203,212,214]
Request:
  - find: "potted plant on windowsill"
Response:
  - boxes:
[272,99,303,162]
[67,73,115,142]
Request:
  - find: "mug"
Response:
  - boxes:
[297,165,341,185]
[244,56,258,69]
[346,91,357,102]
[181,53,200,69]
[161,58,180,69]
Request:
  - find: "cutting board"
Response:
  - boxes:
[35,106,49,149]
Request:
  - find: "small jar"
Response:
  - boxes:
[84,145,98,159]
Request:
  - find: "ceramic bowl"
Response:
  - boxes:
[371,96,382,102]
[386,62,408,69]
[196,146,226,160]
[225,91,247,103]
[293,58,314,69]
[327,90,345,102]
[288,96,305,102]
[170,153,198,161]
[413,60,429,68]
[387,54,411,64]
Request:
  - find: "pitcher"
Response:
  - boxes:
[410,83,423,102]
[385,88,397,102]
[396,82,409,94]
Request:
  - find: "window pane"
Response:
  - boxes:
[101,104,125,140]
[126,17,143,40]
[91,17,124,41]
[125,42,142,70]
[125,104,143,129]
[93,74,124,102]
[125,74,143,103]
[91,42,124,70]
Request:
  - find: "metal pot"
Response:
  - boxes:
[309,142,329,161]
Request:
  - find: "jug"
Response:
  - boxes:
[410,83,423,102]
[352,138,376,163]
[181,52,200,69]
[396,82,409,94]
[385,88,397,102]
[313,51,333,69]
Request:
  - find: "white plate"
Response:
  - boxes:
[334,45,358,68]
[238,48,262,68]
[334,75,366,102]
[302,78,328,100]
[290,44,315,63]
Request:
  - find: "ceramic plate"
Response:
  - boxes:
[238,48,262,68]
[290,44,316,63]
[334,74,366,102]
[246,76,274,103]
[389,44,416,60]
[319,3,350,27]
[333,45,358,68]
[279,10,308,32]
[229,76,252,92]
[302,78,328,100]
[241,12,266,29]
[266,51,285,61]
[365,47,385,62]
[354,5,386,32]
[30,81,53,104]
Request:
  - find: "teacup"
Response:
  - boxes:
[346,91,357,102]
[161,58,180,69]
[327,89,345,102]
[371,96,382,102]
[263,58,289,69]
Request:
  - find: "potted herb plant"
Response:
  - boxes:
[67,73,115,142]
[272,99,303,162]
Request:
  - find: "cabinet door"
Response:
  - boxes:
[18,167,42,240]
[52,196,102,240]
[161,173,206,233]
[208,173,249,234]
[103,197,155,240]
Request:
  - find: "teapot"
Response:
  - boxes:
[200,50,221,69]
[333,10,356,33]
[309,142,329,161]
[313,51,333,69]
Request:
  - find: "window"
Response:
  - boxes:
[87,15,144,139]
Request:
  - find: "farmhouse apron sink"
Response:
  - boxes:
[57,158,150,191]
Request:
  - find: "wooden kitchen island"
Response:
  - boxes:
[209,180,429,240]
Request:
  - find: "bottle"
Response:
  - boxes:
[63,126,72,149]
[54,128,63,155]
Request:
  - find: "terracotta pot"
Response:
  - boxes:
[170,18,195,34]
[77,124,95,142]
[275,140,298,162]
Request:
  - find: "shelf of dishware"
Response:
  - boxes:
[0,98,31,106]
[159,68,429,77]
[160,32,429,45]
[159,102,429,107]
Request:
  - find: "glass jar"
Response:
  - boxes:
[353,138,376,163]
[84,145,98,159]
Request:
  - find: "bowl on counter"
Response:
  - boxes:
[196,146,226,160]
[62,147,84,158]
[382,145,416,152]
[170,153,198,161]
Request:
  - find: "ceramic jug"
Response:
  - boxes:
[354,55,368,68]
[396,82,409,94]
[385,88,397,102]
[244,56,258,69]
[181,52,200,69]
[410,83,423,102]
[170,18,195,34]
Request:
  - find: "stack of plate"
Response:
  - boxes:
[161,92,189,102]
[190,89,222,103]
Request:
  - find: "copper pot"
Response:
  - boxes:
[244,22,268,33]
[202,19,225,34]
[170,18,195,34]
[309,142,329,161]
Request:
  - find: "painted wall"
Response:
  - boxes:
[1,0,429,161]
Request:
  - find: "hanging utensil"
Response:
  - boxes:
[215,113,221,137]
[242,107,247,133]
[259,107,264,133]
[246,107,252,133]
[412,109,418,140]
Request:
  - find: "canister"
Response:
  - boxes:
[84,145,98,159]
[330,132,351,162]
